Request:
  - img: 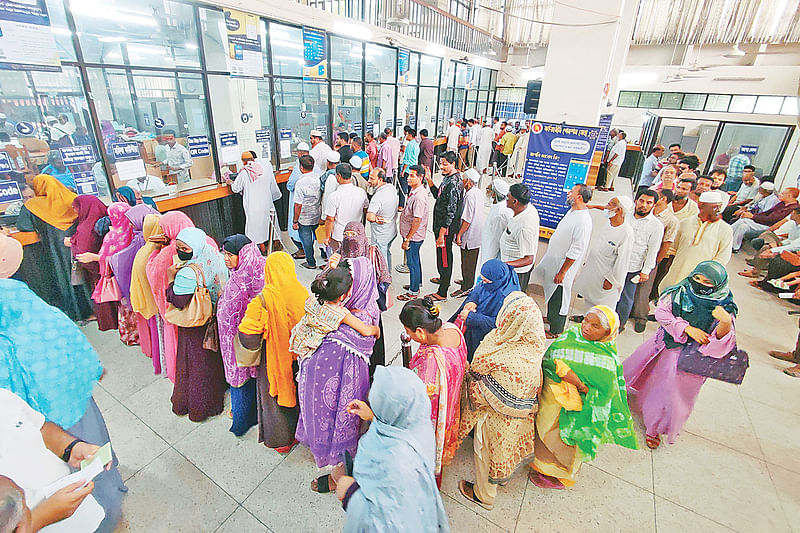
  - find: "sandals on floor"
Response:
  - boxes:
[311,474,335,493]
[429,277,440,284]
[458,480,494,510]
[645,434,661,449]
[396,292,419,301]
[426,293,447,302]
[737,270,760,279]
[545,331,560,339]
[528,471,565,490]
[769,350,796,362]
[783,366,800,378]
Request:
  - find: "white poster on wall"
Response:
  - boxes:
[115,159,146,181]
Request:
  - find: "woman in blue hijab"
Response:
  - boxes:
[332,366,449,533]
[116,185,159,210]
[449,259,520,361]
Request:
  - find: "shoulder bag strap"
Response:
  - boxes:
[187,262,207,288]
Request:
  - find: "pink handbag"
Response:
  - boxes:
[95,275,122,303]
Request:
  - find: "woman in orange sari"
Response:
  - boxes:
[399,296,468,488]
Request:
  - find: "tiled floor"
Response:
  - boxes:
[85,177,800,532]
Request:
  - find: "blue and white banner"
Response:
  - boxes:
[740,145,758,156]
[111,142,140,161]
[255,129,271,144]
[398,49,411,85]
[0,152,12,172]
[59,145,95,166]
[522,121,601,232]
[595,113,614,154]
[302,28,326,80]
[188,135,210,158]
[0,179,21,202]
[224,9,263,78]
[73,171,98,196]
[218,131,239,146]
[0,0,61,72]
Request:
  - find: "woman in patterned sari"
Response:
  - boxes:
[530,305,638,489]
[399,296,468,489]
[457,291,546,510]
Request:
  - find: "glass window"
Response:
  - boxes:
[417,87,438,136]
[438,88,453,135]
[477,100,487,119]
[365,44,396,83]
[46,0,77,61]
[781,97,798,116]
[273,78,329,167]
[200,8,269,75]
[465,101,476,120]
[681,93,707,111]
[729,95,757,113]
[479,67,490,90]
[453,88,466,118]
[443,60,455,88]
[365,84,395,138]
[638,92,661,108]
[209,76,274,169]
[330,37,362,81]
[87,68,212,191]
[332,81,363,138]
[454,63,467,87]
[754,96,784,115]
[712,123,792,178]
[419,55,440,86]
[73,0,200,69]
[0,67,108,203]
[408,53,419,85]
[270,23,304,77]
[618,91,638,107]
[705,94,731,112]
[660,93,683,109]
[397,85,417,131]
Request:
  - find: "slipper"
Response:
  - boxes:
[425,293,447,302]
[450,288,471,298]
[528,471,565,490]
[311,474,335,493]
[403,284,410,290]
[737,270,760,279]
[768,350,796,362]
[748,280,761,288]
[569,315,585,323]
[458,480,494,510]
[645,434,661,449]
[545,331,560,339]
[395,264,410,273]
[275,439,298,454]
[783,367,800,378]
[396,292,419,301]
[455,279,463,285]
[429,277,440,284]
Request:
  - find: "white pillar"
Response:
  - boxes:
[536,0,637,125]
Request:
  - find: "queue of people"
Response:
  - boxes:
[4,119,789,533]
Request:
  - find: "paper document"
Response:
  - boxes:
[43,442,111,497]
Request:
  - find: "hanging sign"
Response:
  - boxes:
[255,129,271,144]
[594,113,614,154]
[0,179,21,202]
[153,117,165,129]
[73,171,99,196]
[740,145,758,155]
[224,8,263,78]
[187,135,210,158]
[59,145,95,166]
[0,152,13,172]
[397,49,411,85]
[218,131,240,164]
[353,122,362,133]
[522,121,601,234]
[15,121,34,136]
[0,0,61,72]
[302,28,327,80]
[111,142,140,161]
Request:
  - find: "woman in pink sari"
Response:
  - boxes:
[400,296,468,488]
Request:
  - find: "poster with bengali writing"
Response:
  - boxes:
[0,0,61,71]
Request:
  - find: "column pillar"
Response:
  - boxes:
[536,0,637,125]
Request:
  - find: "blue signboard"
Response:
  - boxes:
[15,121,34,136]
[522,121,601,232]
[188,135,210,158]
[279,128,292,140]
[111,142,140,161]
[59,145,95,166]
[255,129,271,143]
[353,122,362,132]
[594,114,614,154]
[740,145,758,155]
[398,49,410,85]
[302,28,327,80]
[409,116,416,127]
[366,122,374,134]
[316,125,327,137]
[154,117,165,129]
[219,131,239,146]
[0,0,61,72]
[0,179,21,203]
[0,152,12,173]
[73,171,98,196]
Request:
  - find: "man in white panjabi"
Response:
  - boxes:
[572,196,634,314]
[308,129,331,174]
[228,150,281,250]
[507,123,529,178]
[531,183,593,338]
[659,190,733,292]
[476,120,494,172]
[477,179,513,270]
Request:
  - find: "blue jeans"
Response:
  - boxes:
[374,235,396,272]
[298,223,317,267]
[616,271,640,327]
[406,240,423,293]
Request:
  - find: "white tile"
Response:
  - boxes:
[441,494,508,532]
[102,402,169,481]
[93,341,161,401]
[654,497,734,533]
[93,383,121,413]
[738,360,800,414]
[744,399,800,475]
[767,463,800,533]
[125,377,200,445]
[122,448,237,532]
[215,506,271,533]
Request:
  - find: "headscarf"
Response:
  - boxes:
[130,214,161,318]
[587,305,620,343]
[0,234,23,278]
[0,278,103,428]
[70,195,107,276]
[325,256,380,362]
[91,202,133,301]
[660,260,737,348]
[242,160,263,182]
[146,211,197,316]
[221,234,251,255]
[216,241,265,387]
[172,227,228,304]
[344,366,448,533]
[24,174,77,231]
[463,259,520,318]
[109,204,159,304]
[340,221,391,286]
[238,251,308,407]
[117,185,158,210]
[542,311,638,461]
[472,291,547,365]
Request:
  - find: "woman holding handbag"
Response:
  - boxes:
[623,261,739,449]
[165,227,228,422]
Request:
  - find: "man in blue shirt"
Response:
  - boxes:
[398,128,419,207]
[636,144,664,197]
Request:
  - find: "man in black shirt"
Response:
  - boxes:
[425,150,464,301]
[336,131,352,163]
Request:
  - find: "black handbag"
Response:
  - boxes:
[676,342,749,385]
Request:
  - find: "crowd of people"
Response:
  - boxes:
[2,117,793,532]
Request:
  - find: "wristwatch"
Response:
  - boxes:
[61,438,84,462]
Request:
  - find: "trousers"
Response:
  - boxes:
[546,285,567,335]
[616,271,640,327]
[436,230,456,297]
[460,247,480,290]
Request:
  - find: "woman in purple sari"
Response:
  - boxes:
[216,235,265,436]
[296,256,379,493]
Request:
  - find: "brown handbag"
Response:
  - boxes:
[234,294,266,367]
[165,263,213,328]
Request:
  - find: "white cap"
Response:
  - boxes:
[296,141,310,152]
[349,155,362,168]
[760,181,775,192]
[310,129,323,137]
[699,191,725,204]
[492,179,510,197]
[464,168,480,183]
[616,196,634,213]
[326,150,341,164]
[448,118,455,124]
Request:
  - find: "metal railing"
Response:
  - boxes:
[302,0,504,57]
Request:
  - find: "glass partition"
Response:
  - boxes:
[270,23,304,77]
[365,44,396,83]
[273,79,329,167]
[417,87,438,135]
[366,84,396,137]
[419,55,440,86]
[331,37,363,81]
[332,82,363,137]
[397,85,417,132]
[711,123,793,180]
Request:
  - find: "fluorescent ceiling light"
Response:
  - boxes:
[70,4,157,27]
[98,36,126,43]
[126,43,167,55]
[618,71,657,89]
[426,44,446,57]
[184,43,198,50]
[520,67,544,81]
[274,40,303,50]
[333,21,372,40]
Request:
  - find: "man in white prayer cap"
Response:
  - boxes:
[573,195,635,317]
[287,141,312,257]
[453,168,485,297]
[477,178,513,269]
[309,129,331,174]
[659,190,732,292]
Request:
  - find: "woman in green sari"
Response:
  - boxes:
[530,304,638,489]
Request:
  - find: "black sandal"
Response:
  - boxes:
[458,480,493,510]
[311,474,335,493]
